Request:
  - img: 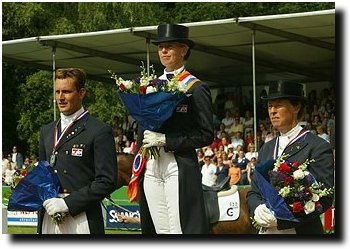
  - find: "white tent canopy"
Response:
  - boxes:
[3,9,335,88]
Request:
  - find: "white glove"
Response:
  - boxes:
[254,204,277,228]
[142,130,166,148]
[43,198,69,216]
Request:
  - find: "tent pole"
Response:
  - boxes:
[252,30,257,150]
[146,37,150,77]
[52,46,57,121]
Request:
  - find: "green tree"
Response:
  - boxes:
[84,80,126,126]
[2,2,335,155]
[16,71,53,154]
[16,71,126,154]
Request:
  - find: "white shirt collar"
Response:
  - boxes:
[160,66,185,80]
[60,107,85,131]
[280,124,303,140]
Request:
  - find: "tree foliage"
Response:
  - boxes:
[2,2,335,155]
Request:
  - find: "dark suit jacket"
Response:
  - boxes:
[247,131,334,234]
[38,113,118,234]
[215,165,229,185]
[137,79,214,234]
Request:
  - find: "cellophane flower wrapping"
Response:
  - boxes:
[8,160,60,211]
[254,154,333,224]
[118,91,186,131]
[254,160,301,222]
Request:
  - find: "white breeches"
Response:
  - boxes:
[143,148,182,234]
[42,210,90,234]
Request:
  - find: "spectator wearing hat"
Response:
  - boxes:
[247,81,334,234]
[137,24,213,234]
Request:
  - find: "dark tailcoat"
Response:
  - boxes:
[247,131,334,234]
[38,113,118,234]
[137,80,214,234]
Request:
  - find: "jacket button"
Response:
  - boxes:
[54,169,58,173]
[63,170,67,174]
[63,189,68,193]
[65,151,69,155]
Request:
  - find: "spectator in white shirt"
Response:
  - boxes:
[201,155,217,187]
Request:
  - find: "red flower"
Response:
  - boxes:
[21,170,27,177]
[292,202,304,213]
[284,176,294,185]
[119,83,126,91]
[292,161,301,169]
[278,162,290,173]
[139,85,147,94]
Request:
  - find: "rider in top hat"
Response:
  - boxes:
[247,81,334,234]
[137,24,213,234]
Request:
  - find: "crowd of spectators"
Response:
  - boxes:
[2,146,38,186]
[198,85,335,187]
[2,86,335,189]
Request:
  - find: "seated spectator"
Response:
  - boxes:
[230,131,244,149]
[30,155,39,167]
[4,155,16,186]
[243,110,254,138]
[316,125,330,143]
[122,140,133,154]
[244,132,254,150]
[232,150,249,185]
[228,115,244,137]
[201,155,217,187]
[197,149,205,167]
[214,156,229,186]
[227,145,235,160]
[265,126,277,143]
[217,137,230,153]
[305,121,317,134]
[259,123,269,142]
[245,143,258,161]
[222,152,232,167]
[246,157,257,184]
[203,146,214,158]
[216,123,226,139]
[232,144,243,160]
[255,132,264,150]
[2,153,10,181]
[228,163,241,186]
[221,110,234,133]
[311,114,322,131]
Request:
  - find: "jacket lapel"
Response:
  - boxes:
[55,114,88,150]
[283,134,309,158]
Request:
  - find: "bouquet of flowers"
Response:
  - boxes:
[253,154,334,230]
[8,161,66,224]
[110,62,195,202]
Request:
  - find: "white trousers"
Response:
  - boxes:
[143,148,182,234]
[42,211,90,234]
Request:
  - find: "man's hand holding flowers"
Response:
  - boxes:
[143,130,166,148]
[43,197,69,224]
[254,204,277,228]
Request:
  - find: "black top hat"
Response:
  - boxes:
[261,81,306,101]
[152,24,194,48]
